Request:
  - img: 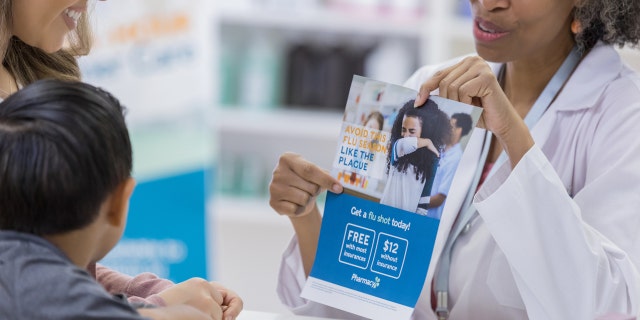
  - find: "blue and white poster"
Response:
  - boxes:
[79,0,214,282]
[301,76,482,319]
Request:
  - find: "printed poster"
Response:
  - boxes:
[301,75,482,319]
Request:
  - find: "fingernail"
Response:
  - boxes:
[331,184,343,193]
[414,94,421,107]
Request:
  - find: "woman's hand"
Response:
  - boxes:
[269,152,343,218]
[269,153,343,275]
[414,56,534,166]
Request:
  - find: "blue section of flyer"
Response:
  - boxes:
[311,192,439,307]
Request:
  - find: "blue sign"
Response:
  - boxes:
[101,168,209,282]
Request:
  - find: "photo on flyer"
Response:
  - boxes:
[301,75,482,319]
[333,75,481,218]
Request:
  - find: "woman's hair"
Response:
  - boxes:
[0,0,93,86]
[574,0,640,52]
[0,79,132,235]
[387,99,451,184]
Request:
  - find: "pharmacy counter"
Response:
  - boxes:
[238,310,338,320]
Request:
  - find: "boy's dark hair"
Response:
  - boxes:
[0,79,132,235]
[451,112,473,137]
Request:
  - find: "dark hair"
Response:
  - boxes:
[0,79,132,235]
[451,113,473,137]
[574,0,640,52]
[387,99,451,183]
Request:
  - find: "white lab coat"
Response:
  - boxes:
[276,43,640,320]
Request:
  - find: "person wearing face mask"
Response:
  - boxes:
[379,100,451,214]
[268,0,640,319]
[0,1,242,319]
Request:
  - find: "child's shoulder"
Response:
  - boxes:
[0,231,142,318]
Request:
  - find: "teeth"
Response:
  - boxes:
[478,23,498,34]
[478,24,496,33]
[64,8,82,22]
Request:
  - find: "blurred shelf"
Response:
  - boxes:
[450,17,473,40]
[218,7,434,38]
[213,107,343,141]
[210,196,287,225]
[211,194,327,225]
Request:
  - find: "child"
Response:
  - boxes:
[0,79,222,319]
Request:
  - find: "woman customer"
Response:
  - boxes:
[0,1,242,319]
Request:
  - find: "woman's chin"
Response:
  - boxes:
[15,36,65,54]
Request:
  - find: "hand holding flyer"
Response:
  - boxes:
[301,75,482,319]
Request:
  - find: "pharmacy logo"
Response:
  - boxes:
[351,273,381,289]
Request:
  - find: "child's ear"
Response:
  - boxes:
[105,177,136,227]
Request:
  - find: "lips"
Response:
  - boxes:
[473,17,510,42]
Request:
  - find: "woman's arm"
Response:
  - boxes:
[94,265,243,319]
[416,54,640,317]
[94,263,173,306]
[269,152,343,276]
[476,143,640,318]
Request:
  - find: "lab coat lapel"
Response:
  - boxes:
[424,61,504,274]
[425,128,487,284]
[531,43,620,147]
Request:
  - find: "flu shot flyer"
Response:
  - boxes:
[301,75,482,319]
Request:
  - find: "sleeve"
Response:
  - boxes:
[19,260,150,320]
[393,137,419,158]
[95,264,174,307]
[595,314,636,320]
[475,142,640,319]
[276,236,370,319]
[434,156,458,195]
[402,56,469,90]
[403,65,437,90]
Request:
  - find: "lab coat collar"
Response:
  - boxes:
[553,42,621,111]
[486,42,621,112]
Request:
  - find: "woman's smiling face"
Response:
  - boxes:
[11,0,89,53]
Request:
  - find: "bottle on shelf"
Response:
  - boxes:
[237,31,284,109]
[284,42,370,111]
[219,34,241,107]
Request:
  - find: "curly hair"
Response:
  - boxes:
[386,99,451,184]
[574,0,640,52]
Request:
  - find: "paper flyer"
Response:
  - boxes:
[301,75,482,319]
